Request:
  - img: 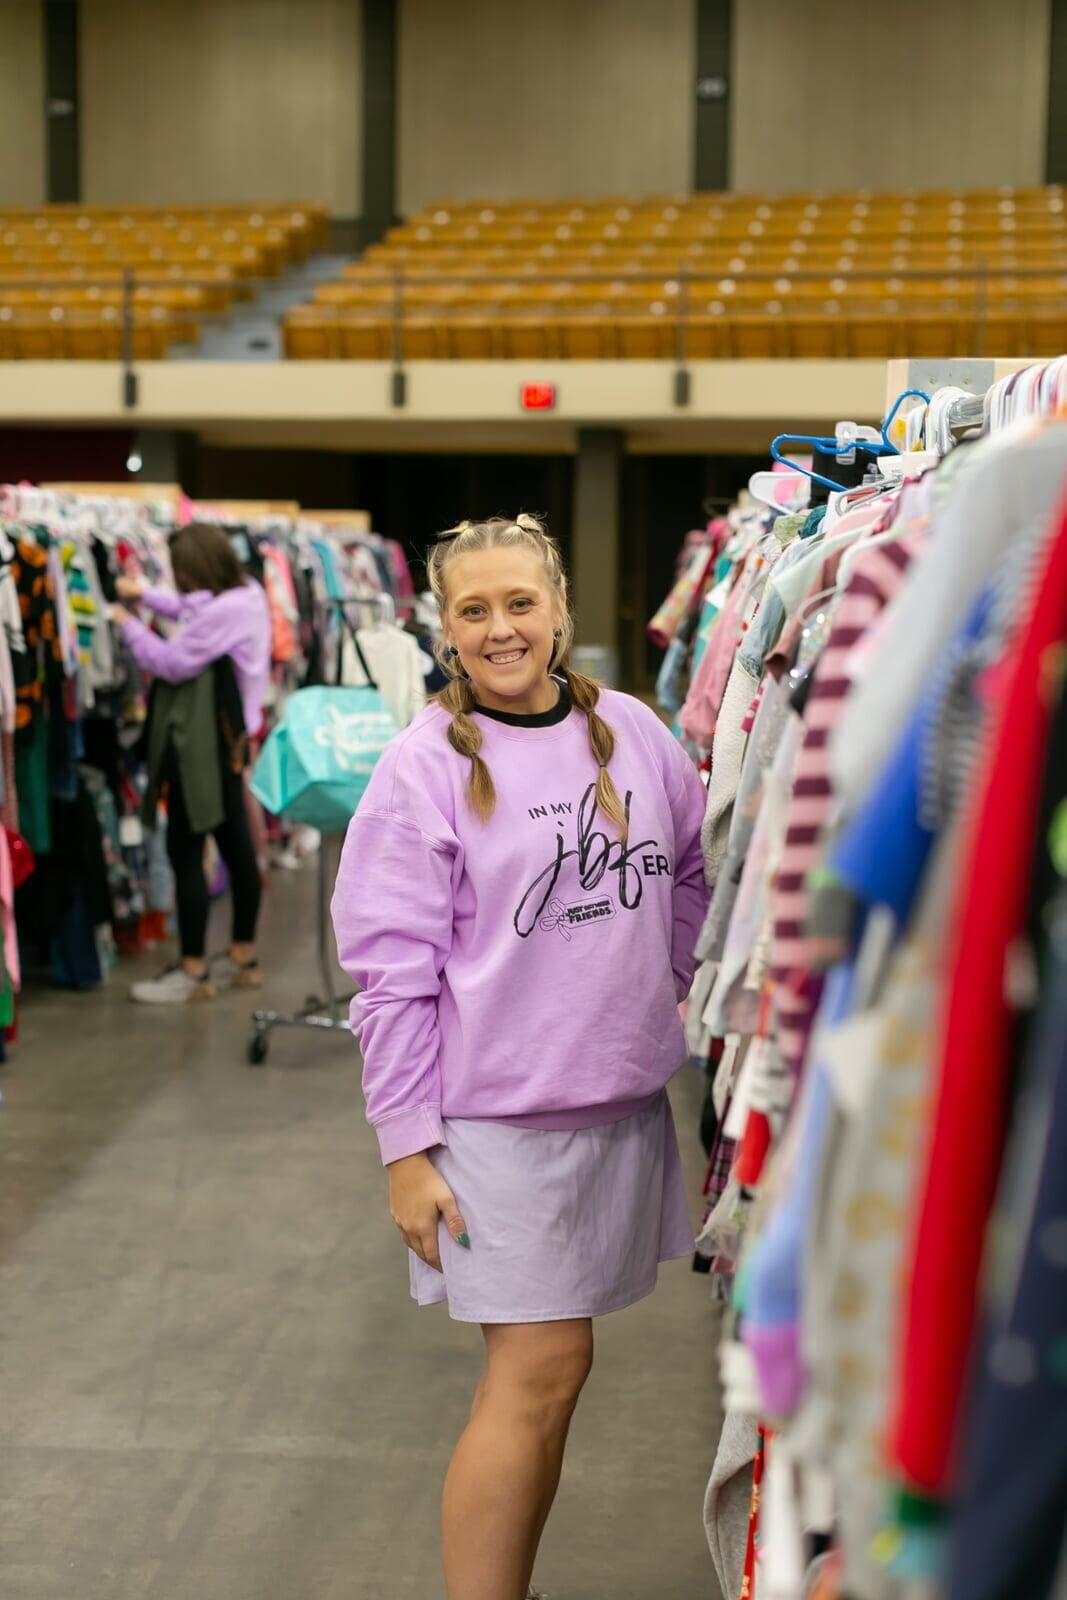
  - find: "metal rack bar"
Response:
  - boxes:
[946,392,987,437]
[248,840,352,1064]
[246,588,395,1065]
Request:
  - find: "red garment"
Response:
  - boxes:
[889,489,1067,1493]
[740,1427,766,1599]
[5,828,34,889]
[735,1109,771,1187]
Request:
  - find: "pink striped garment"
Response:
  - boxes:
[768,535,920,1076]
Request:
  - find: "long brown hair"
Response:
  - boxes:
[168,522,246,595]
[427,513,628,839]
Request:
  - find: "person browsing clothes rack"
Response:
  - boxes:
[331,514,709,1600]
[110,522,271,1004]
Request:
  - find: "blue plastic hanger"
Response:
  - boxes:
[880,388,931,454]
[769,430,896,494]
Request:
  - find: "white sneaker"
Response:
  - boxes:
[130,967,217,1004]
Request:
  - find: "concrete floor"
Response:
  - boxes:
[0,859,722,1600]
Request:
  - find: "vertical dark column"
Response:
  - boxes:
[1047,0,1067,182]
[360,0,399,248]
[129,431,199,494]
[44,0,80,203]
[618,456,650,693]
[571,429,624,684]
[694,0,732,193]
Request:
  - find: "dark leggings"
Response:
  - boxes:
[165,762,262,960]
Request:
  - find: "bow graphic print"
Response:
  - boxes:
[538,897,573,942]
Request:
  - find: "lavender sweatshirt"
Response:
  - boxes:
[331,691,710,1165]
[121,583,271,737]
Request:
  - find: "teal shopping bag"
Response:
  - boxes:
[251,680,398,831]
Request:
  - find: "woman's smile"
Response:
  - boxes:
[484,647,528,666]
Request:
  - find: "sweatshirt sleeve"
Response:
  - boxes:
[139,585,184,620]
[120,600,222,684]
[331,772,458,1165]
[665,740,711,1002]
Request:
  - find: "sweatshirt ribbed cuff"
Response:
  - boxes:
[374,1103,446,1166]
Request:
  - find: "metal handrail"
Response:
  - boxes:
[0,264,1063,409]
[300,263,1067,373]
[330,266,1067,283]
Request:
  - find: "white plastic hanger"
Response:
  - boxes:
[747,468,809,514]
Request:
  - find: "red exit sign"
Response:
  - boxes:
[520,382,557,411]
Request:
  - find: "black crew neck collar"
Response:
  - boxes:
[473,678,572,728]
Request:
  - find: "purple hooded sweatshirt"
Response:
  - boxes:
[121,583,271,736]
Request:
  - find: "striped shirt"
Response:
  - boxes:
[769,535,920,1076]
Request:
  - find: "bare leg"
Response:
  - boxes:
[442,1319,594,1600]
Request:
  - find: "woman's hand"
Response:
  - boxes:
[116,574,144,601]
[387,1151,469,1272]
[109,603,132,626]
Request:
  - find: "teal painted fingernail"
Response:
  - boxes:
[457,1232,471,1250]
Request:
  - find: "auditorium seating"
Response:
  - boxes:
[0,204,328,357]
[284,186,1067,360]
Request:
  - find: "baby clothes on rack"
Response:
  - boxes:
[648,360,1067,1599]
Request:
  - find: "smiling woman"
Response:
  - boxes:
[427,514,630,835]
[445,543,560,715]
[330,510,710,1600]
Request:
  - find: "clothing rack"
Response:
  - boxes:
[246,591,394,1066]
[651,352,1067,1595]
[246,837,351,1064]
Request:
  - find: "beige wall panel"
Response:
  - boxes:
[398,0,694,212]
[0,1,46,206]
[81,0,362,213]
[732,0,1051,193]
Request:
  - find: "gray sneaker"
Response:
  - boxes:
[130,967,217,1004]
[209,954,263,990]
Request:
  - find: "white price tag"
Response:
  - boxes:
[119,816,144,848]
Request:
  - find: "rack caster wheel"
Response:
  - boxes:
[247,1032,269,1066]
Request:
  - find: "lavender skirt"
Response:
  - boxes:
[409,1090,695,1324]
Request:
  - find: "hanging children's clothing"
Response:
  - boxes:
[646,358,1067,1599]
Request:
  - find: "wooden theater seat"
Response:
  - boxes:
[782,312,845,359]
[615,313,675,358]
[725,310,789,359]
[283,307,340,358]
[498,317,562,358]
[558,316,618,357]
[443,316,500,358]
[338,316,390,359]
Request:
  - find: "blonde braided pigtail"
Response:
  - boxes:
[438,673,496,822]
[562,667,629,841]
